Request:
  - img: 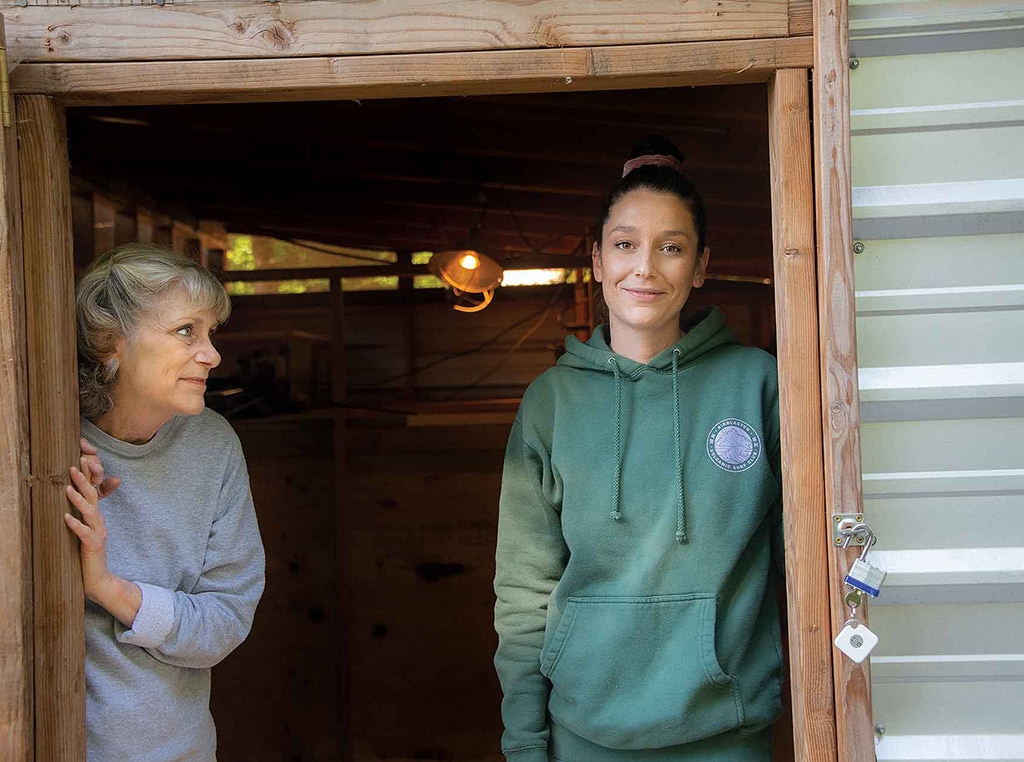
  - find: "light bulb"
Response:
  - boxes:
[459,253,480,270]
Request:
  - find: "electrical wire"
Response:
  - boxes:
[440,303,553,401]
[279,236,399,266]
[352,283,566,390]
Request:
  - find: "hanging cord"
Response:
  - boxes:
[609,357,623,522]
[672,349,688,543]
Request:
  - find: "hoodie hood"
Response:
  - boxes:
[556,307,738,543]
[559,306,738,377]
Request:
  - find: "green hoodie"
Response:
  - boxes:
[494,307,784,762]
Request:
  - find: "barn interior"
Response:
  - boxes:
[65,83,779,762]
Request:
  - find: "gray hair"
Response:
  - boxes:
[76,243,231,420]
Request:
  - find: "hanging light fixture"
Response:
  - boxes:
[428,248,504,313]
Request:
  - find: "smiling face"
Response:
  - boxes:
[593,188,709,355]
[108,288,222,426]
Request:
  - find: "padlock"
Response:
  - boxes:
[843,528,886,597]
[845,558,886,597]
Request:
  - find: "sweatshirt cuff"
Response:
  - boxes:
[116,582,175,649]
[503,746,548,762]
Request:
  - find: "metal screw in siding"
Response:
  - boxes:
[850,59,860,70]
[853,241,865,254]
[874,723,886,738]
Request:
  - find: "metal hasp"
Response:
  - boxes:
[831,513,867,546]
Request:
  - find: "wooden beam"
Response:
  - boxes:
[3,0,790,64]
[18,94,85,762]
[812,1,873,759]
[68,103,772,174]
[0,18,33,760]
[92,194,115,255]
[329,274,352,759]
[71,192,94,273]
[11,36,813,106]
[789,0,813,36]
[330,277,346,406]
[219,260,586,282]
[68,143,771,204]
[768,69,838,762]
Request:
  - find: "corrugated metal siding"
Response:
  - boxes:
[850,1,1024,759]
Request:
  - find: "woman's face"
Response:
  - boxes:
[110,288,222,421]
[593,188,709,340]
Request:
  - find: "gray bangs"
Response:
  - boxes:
[174,267,232,325]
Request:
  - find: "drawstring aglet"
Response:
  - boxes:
[611,511,623,521]
[675,530,687,544]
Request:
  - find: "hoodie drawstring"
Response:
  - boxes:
[672,349,687,544]
[607,352,687,544]
[608,357,623,521]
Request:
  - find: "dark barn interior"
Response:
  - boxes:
[65,84,779,762]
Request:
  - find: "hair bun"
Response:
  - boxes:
[621,134,686,177]
[629,134,684,165]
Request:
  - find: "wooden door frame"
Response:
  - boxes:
[0,3,867,759]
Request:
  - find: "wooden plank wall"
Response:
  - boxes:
[345,423,510,762]
[0,19,32,759]
[17,95,84,762]
[211,419,343,762]
[210,417,510,762]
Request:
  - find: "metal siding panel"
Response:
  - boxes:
[857,311,1024,366]
[853,128,1024,186]
[851,0,1024,752]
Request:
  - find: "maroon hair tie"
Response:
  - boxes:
[622,154,685,177]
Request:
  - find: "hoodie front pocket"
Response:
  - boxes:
[541,593,743,750]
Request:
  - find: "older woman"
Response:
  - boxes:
[494,136,784,761]
[65,243,265,762]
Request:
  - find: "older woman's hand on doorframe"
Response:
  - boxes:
[65,459,111,597]
[80,437,121,499]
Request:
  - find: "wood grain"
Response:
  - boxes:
[0,17,33,761]
[768,68,839,762]
[18,94,85,762]
[2,0,789,63]
[789,0,813,36]
[812,1,874,759]
[10,36,813,106]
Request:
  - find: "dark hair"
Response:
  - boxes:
[595,135,707,253]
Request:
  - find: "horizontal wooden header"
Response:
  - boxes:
[10,36,813,105]
[0,0,807,64]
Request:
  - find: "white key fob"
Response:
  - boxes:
[834,622,878,663]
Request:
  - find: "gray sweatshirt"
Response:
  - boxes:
[81,409,265,762]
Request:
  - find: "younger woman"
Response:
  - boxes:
[494,137,784,762]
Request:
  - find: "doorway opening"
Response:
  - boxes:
[66,83,780,761]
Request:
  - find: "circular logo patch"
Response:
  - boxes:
[707,418,761,472]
